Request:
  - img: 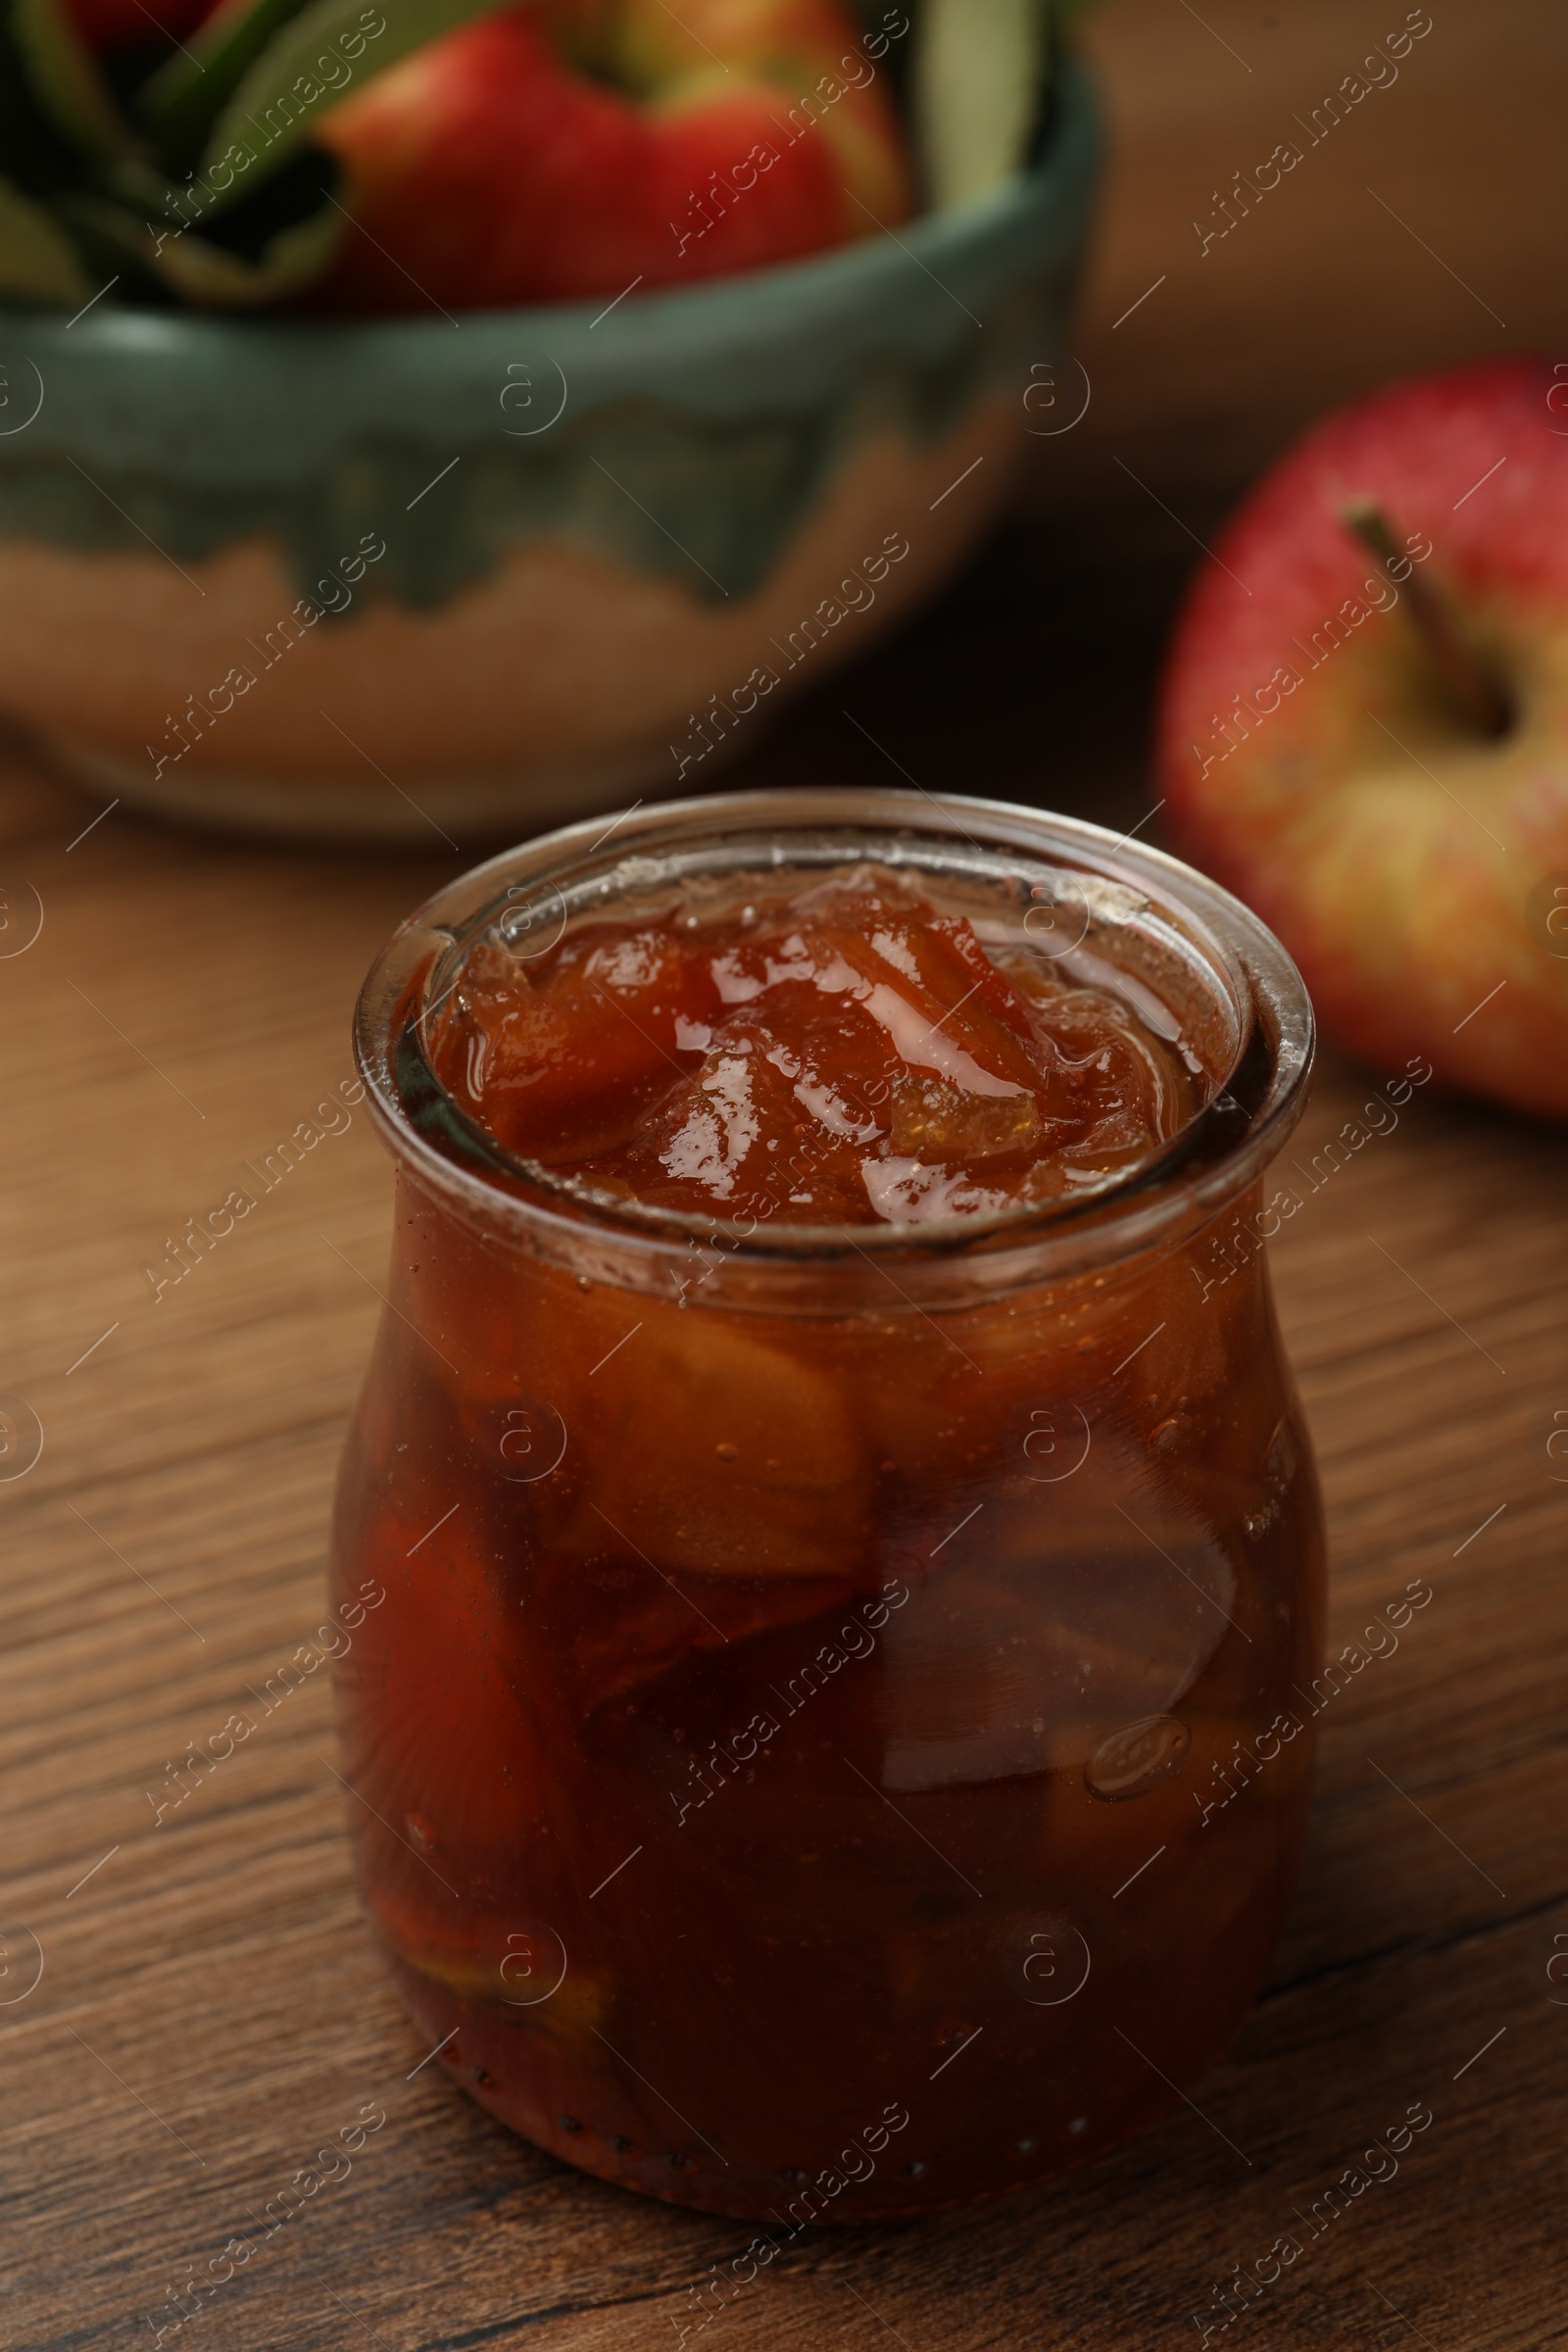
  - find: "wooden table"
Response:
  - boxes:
[5,1,1566,2343]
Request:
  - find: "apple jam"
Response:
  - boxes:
[331,792,1325,2222]
[426,866,1204,1224]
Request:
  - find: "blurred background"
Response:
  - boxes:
[745,0,1568,832]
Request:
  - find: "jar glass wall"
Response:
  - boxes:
[330,790,1324,2222]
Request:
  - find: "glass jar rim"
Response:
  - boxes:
[354,788,1314,1305]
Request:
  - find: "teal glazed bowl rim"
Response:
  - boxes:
[0,57,1099,487]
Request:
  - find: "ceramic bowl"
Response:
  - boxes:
[0,62,1098,842]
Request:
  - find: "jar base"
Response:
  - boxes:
[384,1946,1159,2225]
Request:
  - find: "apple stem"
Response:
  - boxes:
[1342,499,1513,739]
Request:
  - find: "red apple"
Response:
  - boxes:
[1156,355,1568,1122]
[312,0,916,311]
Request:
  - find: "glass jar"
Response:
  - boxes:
[330,788,1323,2223]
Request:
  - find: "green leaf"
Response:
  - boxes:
[151,192,343,302]
[44,189,169,297]
[912,0,1054,208]
[197,0,513,196]
[0,0,93,193]
[0,167,94,302]
[54,179,344,306]
[137,0,318,173]
[10,0,139,168]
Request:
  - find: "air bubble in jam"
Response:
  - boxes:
[427,864,1204,1225]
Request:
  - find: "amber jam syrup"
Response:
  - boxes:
[332,797,1323,2221]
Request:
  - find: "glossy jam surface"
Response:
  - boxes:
[429,867,1203,1224]
[332,852,1324,2223]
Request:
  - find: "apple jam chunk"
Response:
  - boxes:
[432,867,1202,1223]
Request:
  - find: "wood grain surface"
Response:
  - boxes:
[4,1,1567,2344]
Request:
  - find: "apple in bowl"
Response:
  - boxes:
[315,0,917,309]
[64,0,914,308]
[1156,356,1568,1122]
